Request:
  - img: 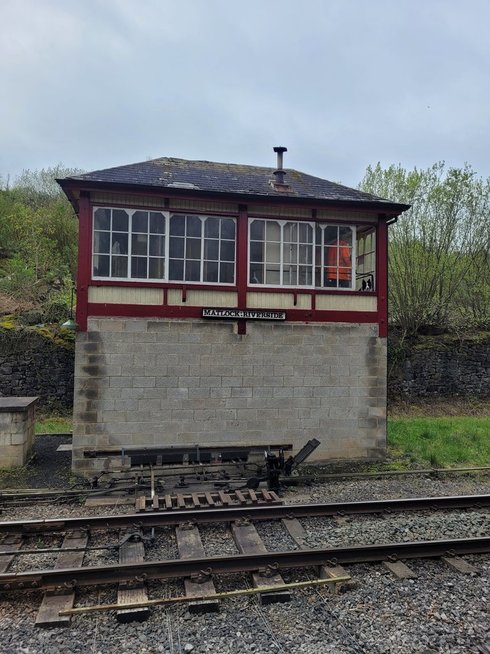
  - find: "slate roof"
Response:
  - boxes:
[60,157,408,210]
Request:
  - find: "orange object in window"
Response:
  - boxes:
[326,240,352,282]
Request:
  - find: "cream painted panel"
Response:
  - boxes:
[248,205,311,218]
[247,292,312,309]
[316,210,377,223]
[91,194,166,208]
[316,295,377,312]
[169,199,237,213]
[88,286,163,305]
[167,289,238,307]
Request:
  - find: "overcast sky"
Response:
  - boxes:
[1,0,490,187]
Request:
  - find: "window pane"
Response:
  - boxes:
[283,244,297,264]
[112,256,128,278]
[283,222,297,242]
[325,226,338,244]
[187,215,201,237]
[299,244,311,264]
[266,221,281,241]
[131,257,147,278]
[203,261,218,282]
[94,208,110,231]
[265,267,280,284]
[149,235,165,256]
[170,216,185,236]
[299,266,312,285]
[220,240,235,262]
[169,236,184,258]
[112,233,128,255]
[204,239,219,260]
[185,260,200,281]
[149,258,165,279]
[150,212,165,234]
[283,268,297,285]
[132,234,148,255]
[339,226,352,246]
[186,238,201,259]
[113,209,129,232]
[204,218,219,238]
[94,231,110,253]
[266,242,280,263]
[133,211,148,233]
[219,262,234,283]
[221,219,235,240]
[93,255,109,276]
[249,264,263,284]
[250,220,264,240]
[250,241,264,262]
[299,223,312,242]
[169,259,184,280]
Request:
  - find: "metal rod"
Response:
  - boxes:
[1,536,488,591]
[59,576,351,615]
[0,494,488,534]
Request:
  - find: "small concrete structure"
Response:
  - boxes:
[0,397,38,467]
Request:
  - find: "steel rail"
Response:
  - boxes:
[0,494,488,535]
[0,537,488,591]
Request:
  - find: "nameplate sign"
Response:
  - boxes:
[202,308,286,321]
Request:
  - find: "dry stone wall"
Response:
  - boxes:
[388,334,490,399]
[0,329,74,411]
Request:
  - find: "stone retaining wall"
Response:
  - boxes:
[388,334,490,398]
[0,329,74,411]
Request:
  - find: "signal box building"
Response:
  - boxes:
[58,149,409,476]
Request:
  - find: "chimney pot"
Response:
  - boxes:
[272,146,288,186]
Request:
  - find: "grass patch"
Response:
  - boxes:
[388,416,490,467]
[35,414,72,434]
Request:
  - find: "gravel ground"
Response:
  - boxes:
[0,447,488,653]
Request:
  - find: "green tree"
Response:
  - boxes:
[0,164,83,308]
[360,162,490,333]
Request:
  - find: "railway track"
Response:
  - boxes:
[0,493,488,626]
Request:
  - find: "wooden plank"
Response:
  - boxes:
[234,489,249,505]
[383,560,418,579]
[164,494,173,510]
[117,533,149,623]
[152,495,159,511]
[268,491,283,504]
[231,522,290,605]
[247,489,258,504]
[177,495,186,509]
[175,525,219,614]
[442,556,479,574]
[282,518,351,592]
[0,535,23,573]
[135,496,146,512]
[191,493,202,509]
[319,564,352,593]
[281,517,307,548]
[218,491,232,506]
[204,492,216,507]
[36,531,88,628]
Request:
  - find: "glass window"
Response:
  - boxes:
[356,226,376,291]
[250,219,360,290]
[315,224,354,289]
[92,207,165,281]
[249,219,314,287]
[168,214,236,284]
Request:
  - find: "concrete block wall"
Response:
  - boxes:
[72,318,386,475]
[0,398,37,467]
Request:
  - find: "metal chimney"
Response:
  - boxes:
[273,146,288,186]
